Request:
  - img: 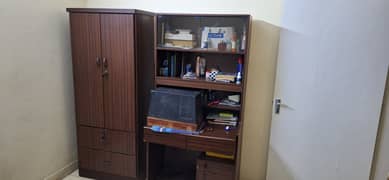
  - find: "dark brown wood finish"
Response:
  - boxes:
[145,13,251,180]
[157,47,245,55]
[155,77,242,92]
[144,126,237,155]
[79,148,136,178]
[70,13,104,128]
[68,9,156,180]
[67,8,154,16]
[134,13,156,180]
[196,156,235,180]
[101,14,136,132]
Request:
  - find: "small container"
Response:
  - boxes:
[226,40,232,51]
[218,41,227,51]
[231,32,237,52]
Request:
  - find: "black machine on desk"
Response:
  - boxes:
[147,87,203,131]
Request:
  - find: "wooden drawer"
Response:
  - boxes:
[78,126,135,155]
[79,148,136,178]
[196,157,235,180]
[144,128,186,149]
[187,136,236,156]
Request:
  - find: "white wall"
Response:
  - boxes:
[0,0,85,179]
[86,0,282,26]
[85,1,282,179]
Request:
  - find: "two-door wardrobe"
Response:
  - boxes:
[66,8,155,179]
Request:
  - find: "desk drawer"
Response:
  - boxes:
[144,128,186,149]
[187,136,236,156]
[79,148,136,178]
[78,126,135,155]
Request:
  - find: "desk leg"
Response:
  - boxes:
[146,142,150,180]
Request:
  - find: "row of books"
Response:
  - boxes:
[160,53,181,77]
[206,112,238,127]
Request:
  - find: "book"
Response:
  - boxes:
[170,53,178,77]
[206,113,238,121]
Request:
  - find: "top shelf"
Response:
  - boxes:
[157,47,246,55]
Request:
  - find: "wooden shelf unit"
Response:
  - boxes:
[145,13,251,180]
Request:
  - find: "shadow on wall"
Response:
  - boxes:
[239,20,281,180]
[266,146,295,180]
[371,68,389,180]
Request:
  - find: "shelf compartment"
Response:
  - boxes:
[155,77,242,92]
[157,46,246,55]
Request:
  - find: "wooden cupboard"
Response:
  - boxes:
[67,8,154,179]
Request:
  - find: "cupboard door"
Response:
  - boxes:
[101,14,136,132]
[70,13,104,128]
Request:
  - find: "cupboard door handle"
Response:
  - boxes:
[102,70,109,77]
[102,57,108,67]
[96,57,101,66]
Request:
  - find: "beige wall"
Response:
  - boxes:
[0,0,86,179]
[85,1,282,179]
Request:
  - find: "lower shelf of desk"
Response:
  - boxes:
[143,126,238,156]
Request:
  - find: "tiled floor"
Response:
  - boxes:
[63,170,94,180]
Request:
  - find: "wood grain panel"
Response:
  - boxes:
[143,128,186,149]
[101,14,135,132]
[155,77,242,92]
[196,157,235,180]
[78,126,105,150]
[78,126,135,155]
[79,148,105,172]
[70,13,104,128]
[79,148,136,178]
[109,153,136,177]
[187,136,236,156]
[106,130,136,155]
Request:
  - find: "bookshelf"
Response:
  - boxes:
[144,13,251,180]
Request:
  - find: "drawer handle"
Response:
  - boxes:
[101,130,106,141]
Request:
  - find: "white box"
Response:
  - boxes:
[201,27,235,49]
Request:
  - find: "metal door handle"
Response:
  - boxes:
[102,57,108,67]
[275,98,281,114]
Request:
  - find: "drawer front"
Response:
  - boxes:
[187,137,236,155]
[79,148,136,178]
[144,128,186,149]
[106,130,136,155]
[196,159,235,180]
[78,126,105,150]
[78,126,135,155]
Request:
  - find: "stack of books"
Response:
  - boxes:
[215,72,236,83]
[164,29,196,49]
[206,112,238,126]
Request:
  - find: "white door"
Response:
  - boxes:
[266,0,389,180]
